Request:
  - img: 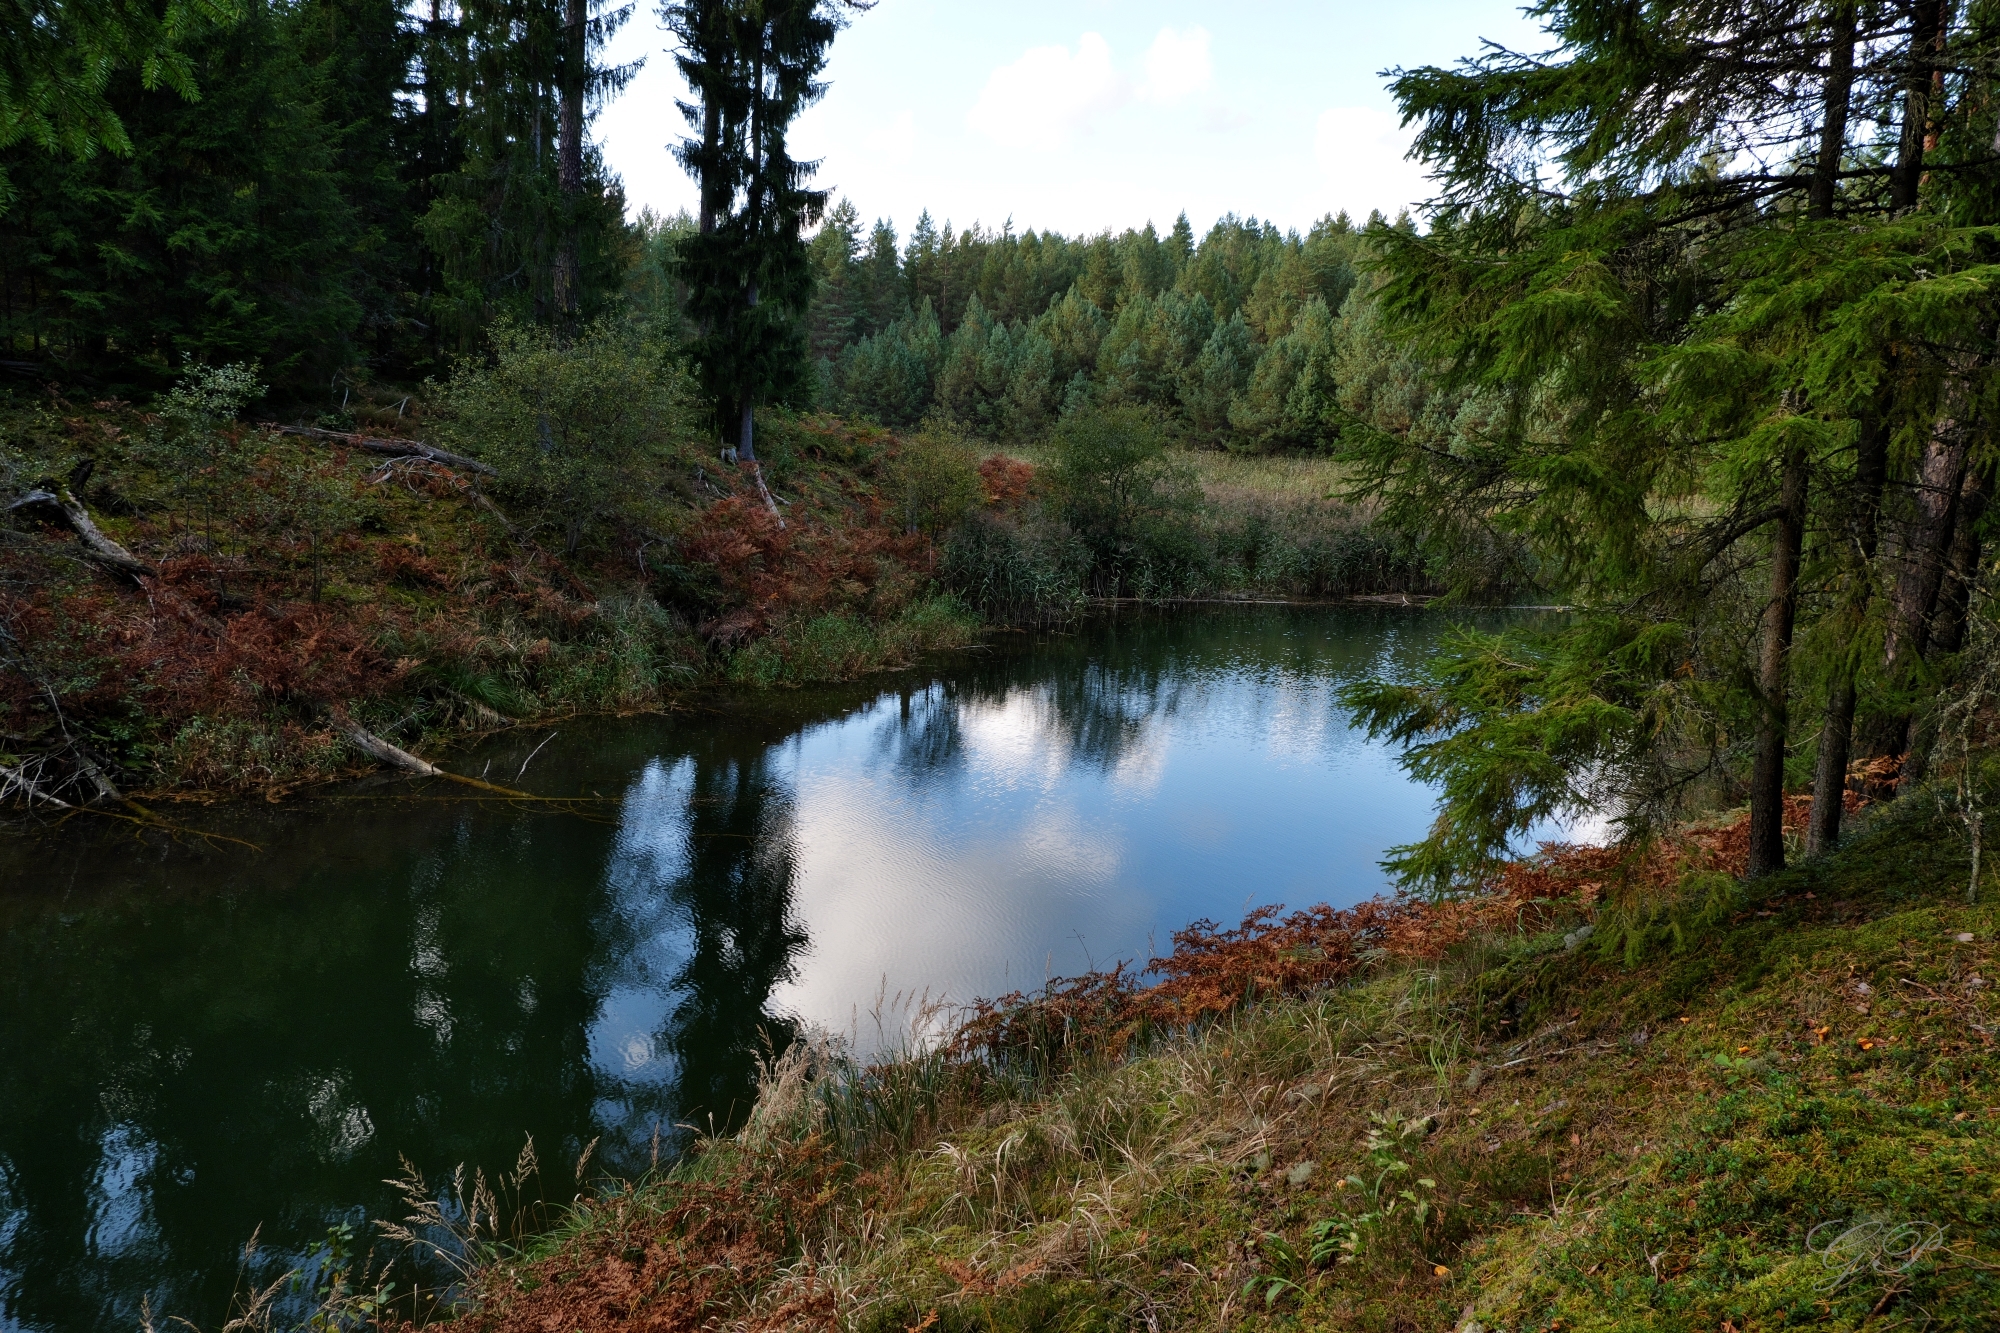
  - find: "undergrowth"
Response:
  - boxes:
[2,383,1433,804]
[419,790,1998,1333]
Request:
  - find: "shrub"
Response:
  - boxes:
[428,320,693,553]
[882,417,981,536]
[1045,405,1203,594]
[146,361,266,549]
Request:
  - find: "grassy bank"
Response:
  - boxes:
[0,381,990,801]
[1,376,1433,805]
[428,791,1998,1332]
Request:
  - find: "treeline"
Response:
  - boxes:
[800,204,1440,452]
[1,0,638,394]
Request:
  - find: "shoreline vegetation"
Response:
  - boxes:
[0,371,1444,815]
[258,778,1996,1333]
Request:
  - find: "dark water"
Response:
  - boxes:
[0,605,1536,1333]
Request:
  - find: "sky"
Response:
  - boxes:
[592,0,1550,242]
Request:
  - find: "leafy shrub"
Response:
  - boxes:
[1045,405,1203,594]
[146,361,266,548]
[882,417,981,536]
[428,320,693,553]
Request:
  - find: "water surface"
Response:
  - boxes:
[0,605,1500,1332]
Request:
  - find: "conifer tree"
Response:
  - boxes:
[1341,0,2000,888]
[668,0,849,465]
[0,0,244,207]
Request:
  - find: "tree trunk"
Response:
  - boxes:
[1891,0,1945,211]
[737,280,759,462]
[329,706,540,796]
[1808,418,1887,853]
[1927,465,1990,660]
[1749,450,1808,876]
[1900,464,1990,788]
[1809,4,1857,219]
[265,422,498,476]
[553,0,585,321]
[7,485,152,580]
[1870,359,1979,781]
[1799,10,1861,855]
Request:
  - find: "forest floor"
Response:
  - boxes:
[431,790,2000,1332]
[0,388,1413,807]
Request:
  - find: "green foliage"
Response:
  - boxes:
[624,207,699,342]
[2,0,386,389]
[0,0,244,199]
[833,298,944,426]
[416,0,636,347]
[428,321,692,553]
[811,212,1375,453]
[939,511,1090,625]
[669,0,838,446]
[935,295,1060,437]
[146,360,266,548]
[1342,616,1697,895]
[3,0,641,393]
[1307,1109,1438,1267]
[725,595,977,688]
[1046,405,1202,590]
[883,419,980,536]
[1332,0,2000,887]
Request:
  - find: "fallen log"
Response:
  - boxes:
[0,761,75,810]
[329,706,441,776]
[6,482,153,580]
[264,423,498,477]
[328,706,537,797]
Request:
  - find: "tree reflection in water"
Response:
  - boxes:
[0,605,1508,1333]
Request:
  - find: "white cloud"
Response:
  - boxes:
[866,108,916,165]
[967,32,1125,150]
[1138,27,1212,104]
[1313,106,1432,220]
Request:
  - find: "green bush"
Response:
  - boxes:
[882,417,981,536]
[145,361,266,549]
[428,320,694,553]
[1045,405,1203,594]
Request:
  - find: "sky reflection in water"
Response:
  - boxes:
[0,605,1525,1333]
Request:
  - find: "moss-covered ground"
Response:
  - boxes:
[445,791,2000,1332]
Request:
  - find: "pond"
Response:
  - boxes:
[0,604,1540,1333]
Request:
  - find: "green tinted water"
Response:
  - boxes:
[0,605,1521,1332]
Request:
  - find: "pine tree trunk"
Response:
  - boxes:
[1749,450,1808,876]
[1808,418,1885,854]
[1870,361,1979,782]
[553,0,586,321]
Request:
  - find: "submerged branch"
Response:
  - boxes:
[327,706,542,799]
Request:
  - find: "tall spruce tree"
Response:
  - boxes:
[667,0,846,467]
[418,0,636,344]
[1340,0,2000,890]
